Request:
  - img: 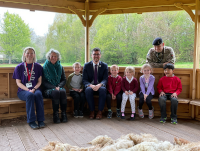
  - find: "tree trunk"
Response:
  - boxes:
[8,56,12,64]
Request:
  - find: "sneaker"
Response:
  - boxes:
[171,118,177,124]
[138,107,144,118]
[107,111,113,119]
[160,117,167,123]
[78,110,84,118]
[121,112,125,119]
[74,110,78,118]
[116,110,120,118]
[130,113,135,121]
[149,107,154,119]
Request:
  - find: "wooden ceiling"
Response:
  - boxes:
[0,0,196,15]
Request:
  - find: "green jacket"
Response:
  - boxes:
[66,72,84,90]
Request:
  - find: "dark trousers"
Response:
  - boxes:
[158,93,178,119]
[139,93,153,110]
[18,90,45,123]
[49,89,67,113]
[106,91,122,109]
[85,87,107,111]
[70,91,86,111]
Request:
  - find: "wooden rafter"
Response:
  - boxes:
[174,3,195,22]
[89,8,106,27]
[68,6,86,26]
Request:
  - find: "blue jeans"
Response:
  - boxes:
[85,87,107,111]
[18,90,45,123]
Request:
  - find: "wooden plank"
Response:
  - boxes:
[5,127,26,151]
[16,125,39,151]
[0,127,11,151]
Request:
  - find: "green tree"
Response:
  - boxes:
[0,12,31,64]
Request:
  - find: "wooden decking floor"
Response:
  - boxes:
[1,114,200,151]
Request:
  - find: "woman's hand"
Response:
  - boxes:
[29,89,35,93]
[55,87,60,91]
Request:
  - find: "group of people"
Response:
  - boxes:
[13,37,182,130]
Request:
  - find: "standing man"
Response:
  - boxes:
[146,37,176,68]
[83,47,108,120]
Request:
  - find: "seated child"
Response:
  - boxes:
[66,62,86,118]
[106,64,122,118]
[138,64,155,119]
[157,63,182,124]
[121,66,139,120]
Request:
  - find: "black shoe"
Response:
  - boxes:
[53,112,60,124]
[107,111,113,118]
[78,110,84,118]
[61,112,68,123]
[116,110,120,118]
[130,113,135,121]
[121,112,125,119]
[38,121,46,128]
[74,110,78,118]
[29,121,39,130]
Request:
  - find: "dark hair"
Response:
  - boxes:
[163,63,174,70]
[92,47,101,54]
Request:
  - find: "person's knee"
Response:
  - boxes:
[171,98,178,105]
[98,87,107,93]
[85,87,93,94]
[158,96,166,106]
[52,90,60,99]
[26,93,35,101]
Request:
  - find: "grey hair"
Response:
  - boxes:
[46,49,61,61]
[22,47,37,62]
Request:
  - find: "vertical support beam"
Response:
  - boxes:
[7,73,10,98]
[85,0,90,63]
[193,0,200,99]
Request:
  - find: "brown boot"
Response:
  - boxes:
[89,111,95,119]
[96,111,102,120]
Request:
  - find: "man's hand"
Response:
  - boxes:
[125,91,129,95]
[171,93,177,98]
[129,91,133,95]
[159,91,165,97]
[144,94,148,101]
[91,84,102,91]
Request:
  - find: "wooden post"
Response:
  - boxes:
[85,0,90,63]
[193,0,200,99]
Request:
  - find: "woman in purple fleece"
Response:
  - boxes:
[138,64,155,119]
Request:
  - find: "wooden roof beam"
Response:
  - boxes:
[68,6,86,26]
[89,8,106,27]
[174,3,195,21]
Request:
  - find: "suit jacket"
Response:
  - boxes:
[82,61,108,87]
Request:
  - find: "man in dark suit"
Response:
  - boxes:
[83,47,108,119]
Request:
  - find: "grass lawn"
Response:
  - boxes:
[0,62,195,68]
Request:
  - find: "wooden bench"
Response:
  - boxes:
[190,100,200,120]
[0,96,74,124]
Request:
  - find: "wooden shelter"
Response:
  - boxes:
[0,0,200,122]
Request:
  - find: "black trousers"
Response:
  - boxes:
[70,91,86,111]
[49,89,67,113]
[139,92,153,110]
[106,91,122,109]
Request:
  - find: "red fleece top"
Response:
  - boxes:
[121,77,139,93]
[157,76,182,95]
[107,75,122,96]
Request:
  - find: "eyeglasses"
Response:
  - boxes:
[92,54,100,56]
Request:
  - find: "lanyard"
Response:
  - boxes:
[24,62,34,82]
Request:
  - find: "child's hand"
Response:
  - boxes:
[112,95,116,100]
[79,89,83,92]
[171,93,177,98]
[72,88,79,91]
[129,91,133,95]
[159,91,165,97]
[125,91,129,95]
[144,94,148,101]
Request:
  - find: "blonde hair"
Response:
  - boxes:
[124,66,135,76]
[140,64,153,73]
[22,47,36,62]
[73,62,81,68]
[110,64,119,70]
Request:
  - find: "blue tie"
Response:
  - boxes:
[94,65,98,85]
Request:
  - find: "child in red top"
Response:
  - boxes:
[106,65,122,118]
[121,66,139,120]
[157,63,182,124]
